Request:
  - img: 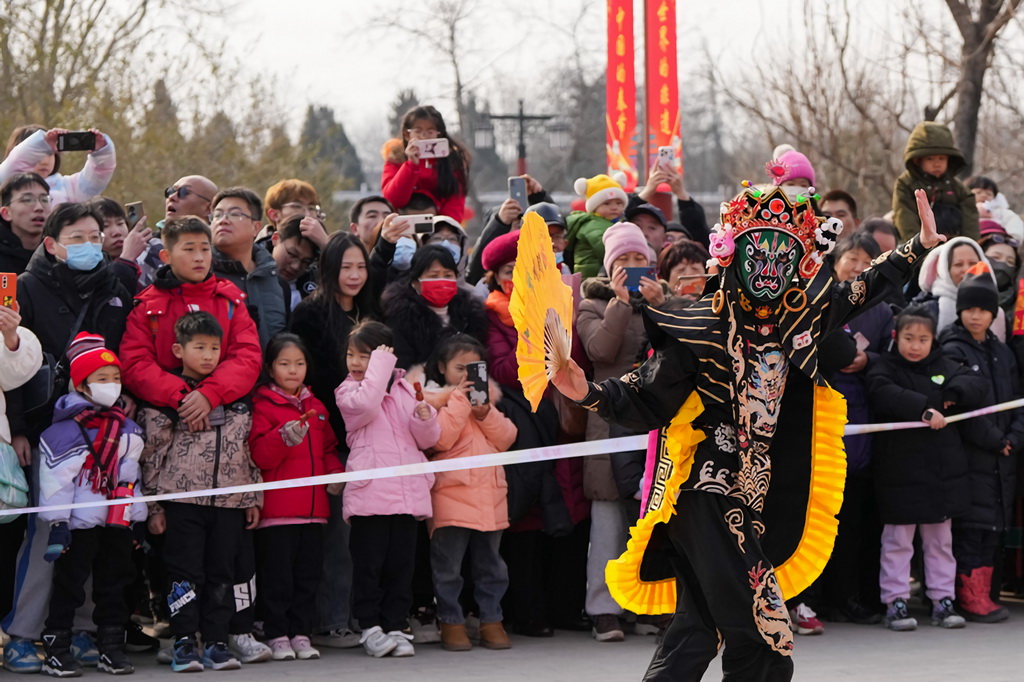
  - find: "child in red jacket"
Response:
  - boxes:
[380,105,469,222]
[249,334,344,662]
[119,216,262,417]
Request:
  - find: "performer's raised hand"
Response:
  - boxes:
[551,357,589,402]
[916,189,946,250]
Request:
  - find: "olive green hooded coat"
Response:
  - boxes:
[891,121,979,242]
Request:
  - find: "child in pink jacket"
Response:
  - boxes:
[424,334,517,652]
[334,321,440,659]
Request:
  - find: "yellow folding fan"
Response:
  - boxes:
[510,212,574,412]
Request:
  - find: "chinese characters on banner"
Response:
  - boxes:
[606,0,639,190]
[644,0,681,175]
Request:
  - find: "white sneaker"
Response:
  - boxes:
[311,628,362,649]
[289,635,320,660]
[386,631,415,657]
[360,626,397,658]
[229,633,272,663]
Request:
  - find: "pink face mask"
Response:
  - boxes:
[419,278,458,307]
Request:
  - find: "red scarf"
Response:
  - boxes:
[485,290,514,328]
[74,406,126,496]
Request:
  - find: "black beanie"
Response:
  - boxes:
[956,262,999,317]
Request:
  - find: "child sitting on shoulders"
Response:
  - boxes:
[138,311,262,673]
[565,173,629,278]
[38,333,145,677]
[335,321,440,659]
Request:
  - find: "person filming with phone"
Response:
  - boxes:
[381,106,470,223]
[1,126,116,204]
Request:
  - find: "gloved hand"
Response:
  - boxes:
[280,419,310,446]
[44,522,71,562]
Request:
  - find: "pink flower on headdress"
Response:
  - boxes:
[708,222,736,263]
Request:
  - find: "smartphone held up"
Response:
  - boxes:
[413,138,450,159]
[56,131,97,152]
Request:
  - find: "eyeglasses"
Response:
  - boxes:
[7,194,52,207]
[164,185,212,203]
[281,202,326,221]
[211,210,255,223]
[61,232,105,246]
[427,234,460,245]
[982,233,1020,249]
[407,127,439,138]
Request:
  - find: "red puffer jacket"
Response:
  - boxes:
[120,268,262,409]
[249,384,343,520]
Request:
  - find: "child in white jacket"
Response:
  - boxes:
[1,126,116,203]
[38,333,145,677]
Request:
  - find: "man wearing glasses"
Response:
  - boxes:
[257,179,328,247]
[210,187,287,348]
[0,173,54,274]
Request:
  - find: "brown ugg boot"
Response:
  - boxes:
[479,621,511,650]
[440,623,472,651]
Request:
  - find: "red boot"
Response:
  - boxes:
[956,567,1009,623]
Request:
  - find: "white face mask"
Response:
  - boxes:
[87,383,122,408]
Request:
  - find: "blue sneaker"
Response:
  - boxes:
[3,637,42,673]
[171,637,204,673]
[201,642,240,671]
[70,632,98,667]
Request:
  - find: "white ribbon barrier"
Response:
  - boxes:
[3,396,1023,518]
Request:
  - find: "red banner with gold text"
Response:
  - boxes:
[644,0,681,175]
[606,0,639,191]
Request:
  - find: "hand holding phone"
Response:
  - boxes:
[466,361,489,406]
[56,131,97,152]
[414,138,450,159]
[508,177,528,210]
[623,267,656,292]
[125,202,144,230]
[0,273,16,308]
[657,145,676,169]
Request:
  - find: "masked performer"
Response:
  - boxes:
[550,183,943,681]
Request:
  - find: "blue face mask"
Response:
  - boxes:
[63,242,104,271]
[439,240,461,263]
[554,251,564,265]
[393,237,416,271]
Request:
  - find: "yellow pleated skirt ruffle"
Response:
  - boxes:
[605,385,847,614]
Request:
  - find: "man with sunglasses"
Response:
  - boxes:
[164,176,217,223]
[137,176,220,288]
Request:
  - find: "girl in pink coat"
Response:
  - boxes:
[334,321,440,659]
[423,335,517,652]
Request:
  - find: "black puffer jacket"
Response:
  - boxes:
[866,345,987,525]
[940,323,1024,530]
[381,280,488,369]
[8,246,132,440]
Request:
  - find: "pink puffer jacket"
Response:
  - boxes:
[335,349,440,521]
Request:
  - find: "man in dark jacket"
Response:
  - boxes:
[209,187,286,348]
[0,173,53,275]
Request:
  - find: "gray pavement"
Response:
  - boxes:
[96,599,1024,680]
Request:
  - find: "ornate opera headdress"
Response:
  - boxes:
[707,182,843,282]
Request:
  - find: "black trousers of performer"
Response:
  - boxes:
[0,515,27,619]
[46,527,134,630]
[349,514,417,633]
[645,492,794,682]
[256,524,324,639]
[500,519,589,630]
[163,502,246,643]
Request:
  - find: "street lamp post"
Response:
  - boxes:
[483,99,555,175]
